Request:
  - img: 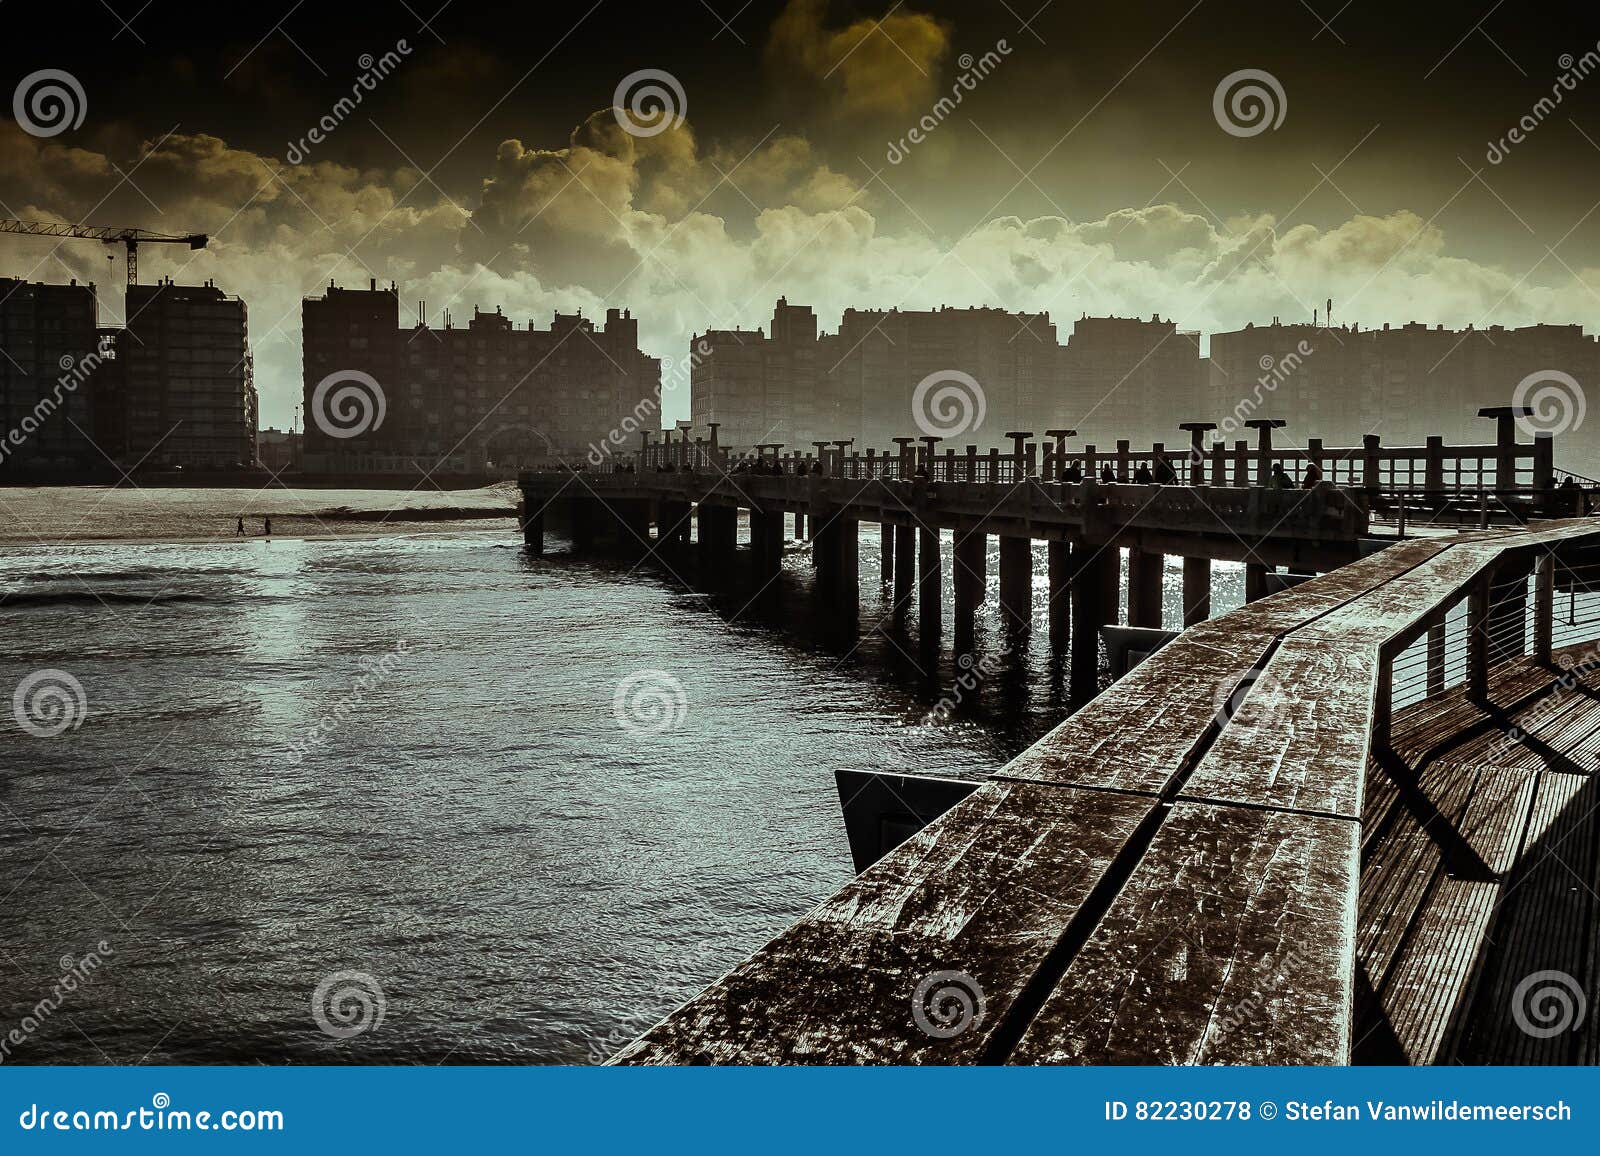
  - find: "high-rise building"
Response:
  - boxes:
[1208,320,1600,465]
[690,301,1069,452]
[1062,314,1206,446]
[0,277,103,479]
[689,303,1216,453]
[301,282,662,473]
[119,278,257,469]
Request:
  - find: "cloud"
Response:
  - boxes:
[5,115,1600,433]
[767,0,951,119]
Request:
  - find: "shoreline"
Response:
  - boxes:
[0,521,520,549]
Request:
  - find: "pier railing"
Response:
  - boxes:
[607,410,1572,516]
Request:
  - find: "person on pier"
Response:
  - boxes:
[1133,463,1154,485]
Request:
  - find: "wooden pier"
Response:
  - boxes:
[518,415,1600,1065]
[599,518,1600,1065]
[519,415,1579,704]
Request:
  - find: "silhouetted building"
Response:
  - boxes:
[691,300,1068,451]
[1063,314,1205,445]
[302,281,661,472]
[256,427,301,472]
[1209,320,1600,462]
[119,278,257,469]
[0,277,104,479]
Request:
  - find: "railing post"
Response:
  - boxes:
[1468,572,1492,703]
[1535,551,1555,664]
[1006,432,1033,483]
[1425,435,1445,499]
[1179,422,1216,486]
[1232,440,1249,487]
[1211,440,1226,488]
[988,447,1001,483]
[1362,434,1381,499]
[1477,406,1532,492]
[1372,651,1393,752]
[1115,439,1131,482]
[1244,418,1285,485]
[1083,443,1098,482]
[1427,621,1446,697]
[893,436,916,477]
[1534,431,1555,498]
[1046,429,1076,482]
[965,444,978,482]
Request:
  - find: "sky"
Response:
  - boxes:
[4,0,1600,427]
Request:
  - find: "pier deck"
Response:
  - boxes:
[605,520,1600,1065]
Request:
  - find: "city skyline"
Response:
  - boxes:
[4,1,1600,431]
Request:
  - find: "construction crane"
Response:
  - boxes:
[0,219,208,286]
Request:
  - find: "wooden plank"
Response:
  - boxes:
[1179,640,1377,818]
[1357,763,1538,1063]
[1009,803,1355,1065]
[1455,769,1596,1064]
[1002,539,1458,796]
[612,780,1156,1065]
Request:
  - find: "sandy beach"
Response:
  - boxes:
[0,483,521,545]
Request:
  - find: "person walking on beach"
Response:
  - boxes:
[236,517,244,536]
[263,516,272,537]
